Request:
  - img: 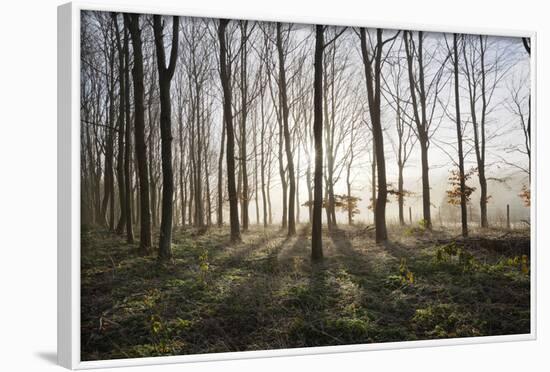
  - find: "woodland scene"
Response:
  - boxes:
[80,10,531,360]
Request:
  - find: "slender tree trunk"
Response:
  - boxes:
[360,28,388,242]
[147,98,157,228]
[260,88,268,228]
[240,21,250,232]
[126,14,152,254]
[398,164,405,226]
[307,164,313,223]
[478,36,489,228]
[276,23,296,236]
[311,25,324,261]
[113,13,127,235]
[101,47,116,231]
[193,82,205,230]
[296,148,301,225]
[371,144,376,224]
[183,116,187,227]
[205,159,212,227]
[122,18,134,244]
[404,31,432,229]
[346,161,353,225]
[523,39,531,179]
[454,33,468,237]
[253,112,260,225]
[419,143,431,227]
[323,59,336,231]
[153,15,179,260]
[267,145,273,225]
[203,106,212,227]
[278,119,288,229]
[188,161,194,226]
[218,19,241,242]
[324,187,331,227]
[479,170,488,227]
[396,109,405,226]
[463,36,489,229]
[217,118,226,227]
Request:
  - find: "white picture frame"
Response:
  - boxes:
[58,1,537,369]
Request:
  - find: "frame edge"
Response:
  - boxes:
[58,2,74,370]
[66,2,537,369]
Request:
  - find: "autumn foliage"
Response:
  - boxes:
[519,184,531,207]
[446,167,477,206]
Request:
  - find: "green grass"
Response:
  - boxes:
[80,224,530,361]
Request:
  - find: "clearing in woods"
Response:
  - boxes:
[81,224,530,360]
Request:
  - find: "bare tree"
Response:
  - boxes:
[383,45,416,226]
[453,33,468,237]
[153,14,179,260]
[218,19,241,242]
[239,21,251,231]
[311,25,325,260]
[126,13,152,254]
[360,28,398,242]
[276,23,297,236]
[403,31,447,230]
[113,13,129,237]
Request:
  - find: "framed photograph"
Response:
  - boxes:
[58,1,536,369]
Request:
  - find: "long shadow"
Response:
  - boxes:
[327,228,380,270]
[177,225,340,353]
[326,227,418,340]
[275,225,311,263]
[86,225,480,358]
[179,245,297,353]
[329,227,425,266]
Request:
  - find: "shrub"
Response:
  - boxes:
[434,242,478,271]
[412,304,484,338]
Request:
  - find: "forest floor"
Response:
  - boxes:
[81,222,531,361]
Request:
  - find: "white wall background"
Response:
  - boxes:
[0,0,546,370]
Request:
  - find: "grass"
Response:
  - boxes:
[80,223,530,361]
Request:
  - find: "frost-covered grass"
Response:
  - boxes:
[80,223,530,361]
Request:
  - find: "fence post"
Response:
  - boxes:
[506,204,511,230]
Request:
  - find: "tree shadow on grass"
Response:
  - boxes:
[82,224,530,359]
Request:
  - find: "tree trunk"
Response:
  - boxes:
[147,92,158,228]
[360,28,388,242]
[404,31,432,230]
[398,164,405,226]
[126,14,152,254]
[371,143,376,224]
[153,15,179,260]
[179,117,186,228]
[217,118,225,227]
[307,164,313,223]
[240,21,250,232]
[122,17,134,244]
[260,84,268,228]
[253,110,260,225]
[218,19,241,242]
[101,44,116,231]
[311,25,324,261]
[276,23,296,236]
[478,36,489,228]
[193,83,205,230]
[278,119,288,229]
[296,148,301,225]
[453,33,468,237]
[346,162,353,225]
[113,13,127,235]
